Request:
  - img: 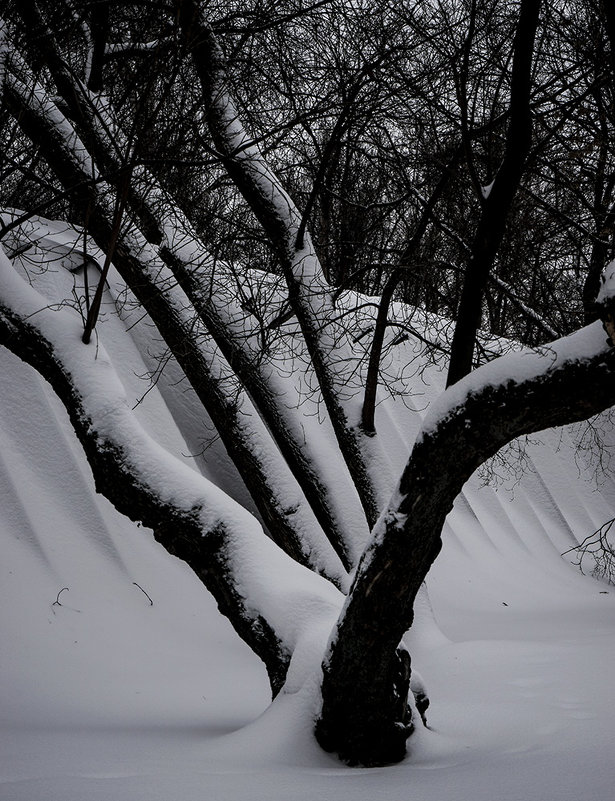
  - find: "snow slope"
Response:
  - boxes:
[1,224,615,799]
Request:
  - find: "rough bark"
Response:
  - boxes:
[319,311,615,764]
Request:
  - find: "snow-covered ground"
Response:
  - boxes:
[1,228,615,799]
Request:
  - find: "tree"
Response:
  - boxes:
[1,0,615,766]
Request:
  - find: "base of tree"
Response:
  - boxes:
[315,713,414,767]
[315,647,415,766]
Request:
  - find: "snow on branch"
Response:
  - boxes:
[319,283,615,764]
[489,275,560,339]
[175,1,391,527]
[4,61,352,587]
[419,258,615,445]
[419,322,614,443]
[0,246,342,692]
[105,41,162,57]
[597,258,615,344]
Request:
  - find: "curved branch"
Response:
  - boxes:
[319,299,615,763]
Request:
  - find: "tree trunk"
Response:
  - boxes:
[0,249,297,692]
[175,0,383,527]
[447,0,541,387]
[319,310,615,764]
[4,71,350,589]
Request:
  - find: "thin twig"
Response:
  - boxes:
[133,582,154,606]
[52,587,69,607]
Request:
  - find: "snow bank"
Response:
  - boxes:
[1,218,614,799]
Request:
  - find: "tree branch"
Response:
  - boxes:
[175,0,385,526]
[0,246,345,694]
[447,0,542,387]
[319,292,615,763]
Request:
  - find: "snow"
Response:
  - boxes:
[1,224,615,799]
[481,179,495,198]
[597,257,615,303]
[419,322,611,440]
[6,60,95,177]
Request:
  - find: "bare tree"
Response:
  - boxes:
[1,0,615,767]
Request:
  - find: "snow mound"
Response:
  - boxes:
[1,217,614,799]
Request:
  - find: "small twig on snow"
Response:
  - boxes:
[52,587,69,607]
[133,582,153,606]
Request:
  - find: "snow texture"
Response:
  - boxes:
[1,219,614,800]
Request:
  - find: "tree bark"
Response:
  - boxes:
[175,0,383,528]
[4,71,349,589]
[447,0,542,387]
[319,310,615,764]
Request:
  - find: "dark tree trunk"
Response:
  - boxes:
[447,0,541,387]
[4,75,348,587]
[319,311,615,765]
[0,286,291,694]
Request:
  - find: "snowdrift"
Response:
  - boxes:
[1,217,614,800]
